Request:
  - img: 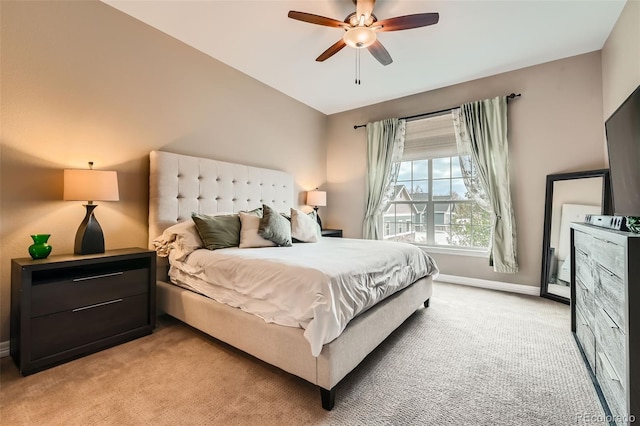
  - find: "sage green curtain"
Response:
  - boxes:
[363,118,406,240]
[452,96,518,273]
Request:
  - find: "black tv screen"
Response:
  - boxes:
[605,85,640,217]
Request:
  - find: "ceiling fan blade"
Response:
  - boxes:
[288,11,345,28]
[316,39,347,62]
[367,40,392,66]
[377,13,439,32]
[356,0,376,20]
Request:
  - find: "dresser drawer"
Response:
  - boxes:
[575,249,595,292]
[575,307,596,371]
[31,268,149,318]
[596,351,627,426]
[30,293,149,361]
[592,236,625,278]
[575,277,595,326]
[595,307,625,388]
[574,230,594,255]
[595,264,625,330]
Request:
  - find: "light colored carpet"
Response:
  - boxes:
[0,282,606,425]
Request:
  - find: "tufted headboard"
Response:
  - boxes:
[148,150,294,246]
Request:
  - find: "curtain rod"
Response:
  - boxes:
[353,93,522,130]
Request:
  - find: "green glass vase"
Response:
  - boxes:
[28,234,52,259]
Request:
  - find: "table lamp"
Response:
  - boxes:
[63,162,119,255]
[306,189,326,229]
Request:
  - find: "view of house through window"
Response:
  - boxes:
[382,114,491,249]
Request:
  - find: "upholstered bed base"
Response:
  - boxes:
[148,150,434,409]
[156,276,432,409]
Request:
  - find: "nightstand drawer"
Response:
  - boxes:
[31,267,149,318]
[30,293,149,360]
[11,248,156,375]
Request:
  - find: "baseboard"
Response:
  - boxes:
[0,340,9,358]
[435,274,540,296]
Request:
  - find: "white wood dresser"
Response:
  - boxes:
[571,223,640,425]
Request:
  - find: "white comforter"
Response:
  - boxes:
[169,238,438,356]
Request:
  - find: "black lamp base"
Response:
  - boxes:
[74,204,105,255]
[314,206,323,230]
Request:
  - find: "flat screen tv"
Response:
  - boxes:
[605,84,640,217]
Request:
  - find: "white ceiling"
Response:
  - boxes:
[103,0,626,115]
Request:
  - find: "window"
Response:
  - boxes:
[382,114,491,250]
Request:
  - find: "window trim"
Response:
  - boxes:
[416,244,489,258]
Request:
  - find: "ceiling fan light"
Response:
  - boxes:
[343,27,377,48]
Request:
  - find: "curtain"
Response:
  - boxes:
[452,96,518,273]
[363,118,406,240]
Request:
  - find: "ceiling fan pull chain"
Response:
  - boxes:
[355,48,361,85]
[359,48,362,85]
[355,49,358,84]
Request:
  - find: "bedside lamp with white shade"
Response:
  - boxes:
[306,189,326,229]
[63,162,119,255]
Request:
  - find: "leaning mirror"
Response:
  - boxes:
[540,169,611,304]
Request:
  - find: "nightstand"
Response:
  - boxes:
[321,229,343,238]
[10,248,156,375]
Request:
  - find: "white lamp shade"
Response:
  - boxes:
[64,169,119,202]
[343,27,377,48]
[306,190,327,207]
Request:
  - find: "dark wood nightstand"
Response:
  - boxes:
[321,229,343,238]
[10,248,156,375]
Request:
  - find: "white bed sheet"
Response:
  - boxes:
[168,238,438,356]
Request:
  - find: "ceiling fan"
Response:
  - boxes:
[288,0,439,66]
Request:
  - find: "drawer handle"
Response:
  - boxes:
[73,272,124,282]
[598,351,620,382]
[597,263,618,278]
[600,308,619,329]
[72,298,123,312]
[576,312,588,327]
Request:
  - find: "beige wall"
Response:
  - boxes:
[0,1,327,341]
[325,52,606,287]
[602,0,640,122]
[2,1,636,344]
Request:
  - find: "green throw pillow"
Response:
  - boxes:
[258,204,292,247]
[191,213,241,250]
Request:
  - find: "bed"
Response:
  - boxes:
[148,150,437,410]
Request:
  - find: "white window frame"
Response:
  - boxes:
[380,113,491,256]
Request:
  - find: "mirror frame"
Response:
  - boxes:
[540,169,611,304]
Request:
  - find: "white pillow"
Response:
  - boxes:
[153,220,203,261]
[239,212,276,248]
[291,208,320,243]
